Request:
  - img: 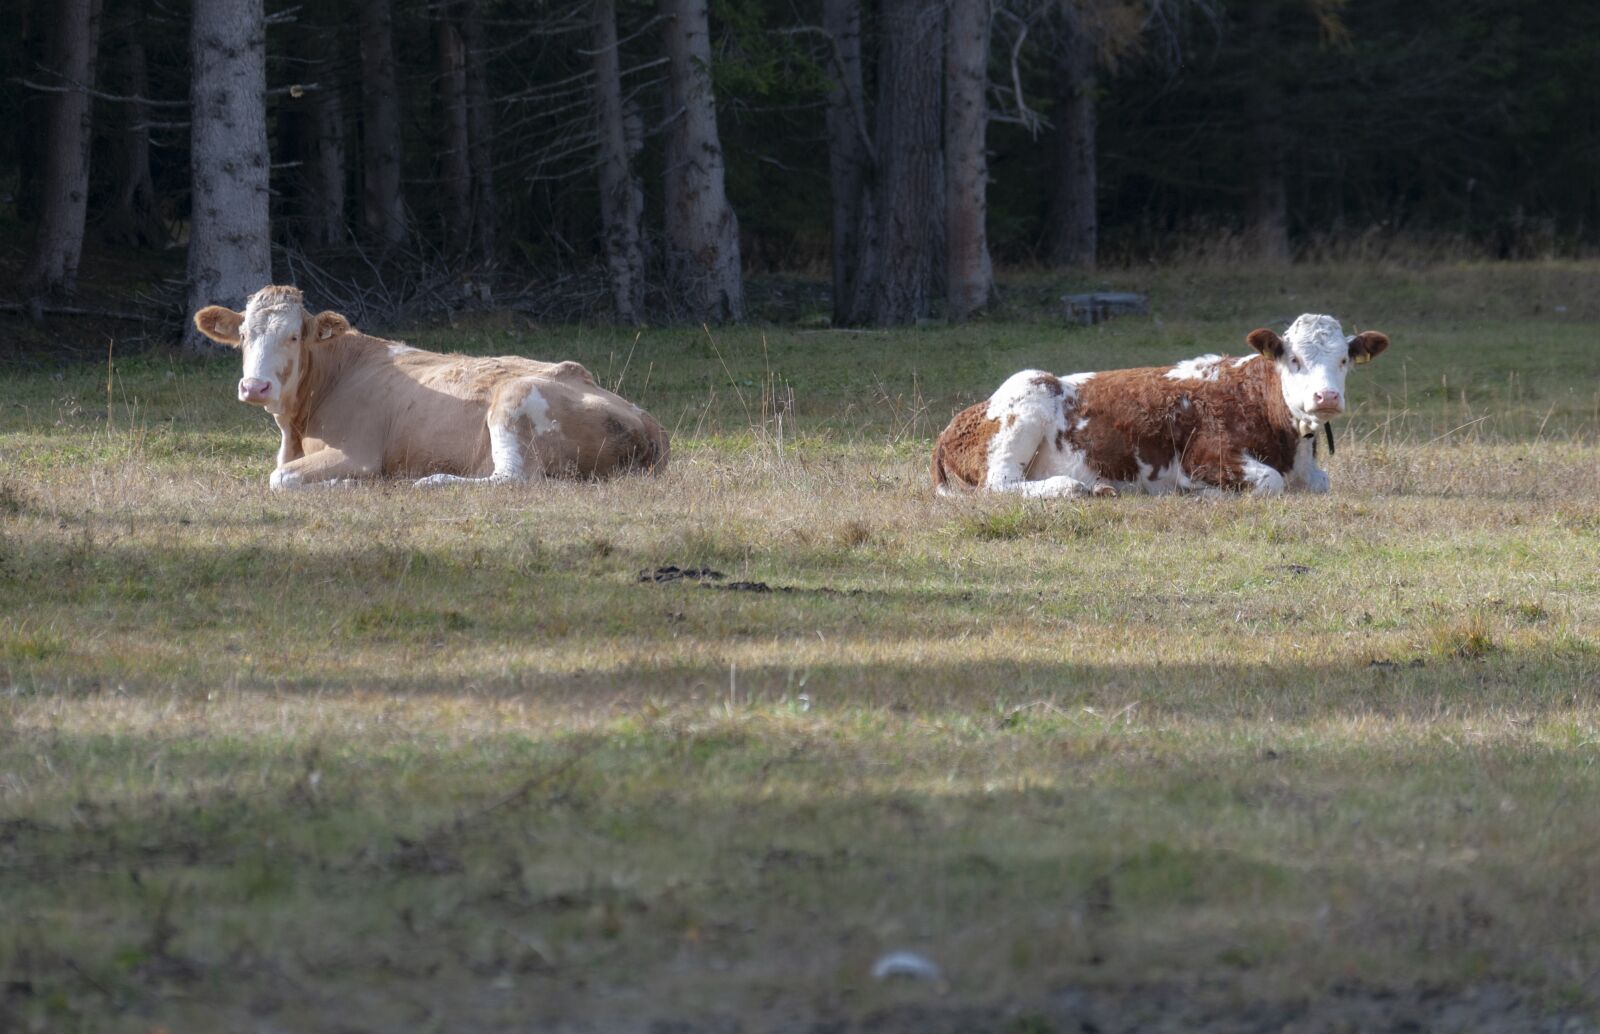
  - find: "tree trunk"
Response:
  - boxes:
[15,1,46,229]
[360,0,406,247]
[460,0,495,265]
[184,0,272,355]
[860,0,943,327]
[308,55,348,247]
[436,3,471,254]
[594,0,646,324]
[293,13,346,249]
[823,0,869,327]
[945,0,992,322]
[1048,8,1097,268]
[1243,2,1290,263]
[276,51,308,243]
[26,0,103,297]
[661,0,744,324]
[101,0,166,249]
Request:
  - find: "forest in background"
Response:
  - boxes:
[0,0,1596,350]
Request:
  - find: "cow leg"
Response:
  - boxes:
[415,384,546,488]
[977,372,1098,498]
[1298,468,1331,494]
[414,474,485,487]
[1287,437,1330,493]
[414,421,536,487]
[270,448,378,490]
[273,414,304,466]
[1238,456,1288,495]
[997,475,1099,499]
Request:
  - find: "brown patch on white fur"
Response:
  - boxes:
[931,403,1001,490]
[932,319,1389,497]
[1057,357,1296,489]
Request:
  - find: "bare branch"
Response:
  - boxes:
[16,75,186,107]
[0,301,149,321]
[995,6,1045,139]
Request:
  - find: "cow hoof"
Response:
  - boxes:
[1091,483,1118,498]
[414,474,463,488]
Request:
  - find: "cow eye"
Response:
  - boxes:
[1290,357,1301,370]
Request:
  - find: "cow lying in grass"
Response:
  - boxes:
[932,313,1389,497]
[194,285,668,490]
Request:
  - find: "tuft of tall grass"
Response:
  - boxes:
[1425,612,1499,661]
[0,626,64,663]
[0,479,29,516]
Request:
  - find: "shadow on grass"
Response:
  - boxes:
[5,626,1596,726]
[3,716,1598,1032]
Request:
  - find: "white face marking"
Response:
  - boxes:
[1275,314,1354,430]
[1165,355,1223,381]
[238,296,308,415]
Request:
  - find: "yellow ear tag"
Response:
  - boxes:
[1354,354,1371,365]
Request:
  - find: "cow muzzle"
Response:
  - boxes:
[238,378,273,404]
[1310,389,1343,415]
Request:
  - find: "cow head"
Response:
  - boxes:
[194,286,350,415]
[1247,314,1389,435]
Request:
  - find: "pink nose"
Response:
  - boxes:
[1313,390,1342,410]
[238,378,272,402]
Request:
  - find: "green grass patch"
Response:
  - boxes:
[0,627,64,663]
[349,602,475,637]
[956,500,1116,541]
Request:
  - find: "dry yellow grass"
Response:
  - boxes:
[2,264,1599,1031]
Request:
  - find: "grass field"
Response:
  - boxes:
[2,262,1599,1032]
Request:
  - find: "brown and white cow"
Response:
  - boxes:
[194,285,668,490]
[931,314,1389,497]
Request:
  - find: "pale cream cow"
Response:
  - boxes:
[194,286,668,489]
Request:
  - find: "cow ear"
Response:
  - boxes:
[1347,331,1389,364]
[194,306,244,346]
[310,310,350,343]
[1246,328,1284,358]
